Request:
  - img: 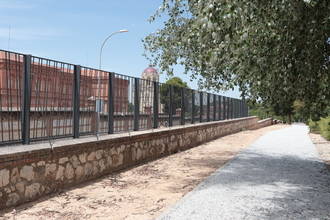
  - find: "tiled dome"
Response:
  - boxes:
[142,65,159,82]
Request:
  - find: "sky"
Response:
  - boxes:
[0,0,240,98]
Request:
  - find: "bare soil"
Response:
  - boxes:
[0,125,286,220]
[309,133,330,170]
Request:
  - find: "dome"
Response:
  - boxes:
[142,65,159,82]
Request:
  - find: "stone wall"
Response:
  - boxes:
[0,116,270,210]
[250,118,273,130]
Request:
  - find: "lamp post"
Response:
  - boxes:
[96,29,128,139]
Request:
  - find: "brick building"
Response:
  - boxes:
[0,51,129,113]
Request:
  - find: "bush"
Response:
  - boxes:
[308,119,320,133]
[309,117,330,140]
[319,117,330,141]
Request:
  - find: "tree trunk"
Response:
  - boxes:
[288,114,292,124]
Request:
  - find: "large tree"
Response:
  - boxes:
[144,0,330,121]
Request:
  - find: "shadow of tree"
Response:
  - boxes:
[186,150,330,219]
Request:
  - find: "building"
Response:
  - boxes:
[0,51,129,113]
[139,66,162,114]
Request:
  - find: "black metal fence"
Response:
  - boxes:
[0,49,249,146]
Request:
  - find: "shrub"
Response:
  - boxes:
[319,117,330,141]
[308,119,320,133]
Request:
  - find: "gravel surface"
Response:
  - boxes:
[158,124,330,220]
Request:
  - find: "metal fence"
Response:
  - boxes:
[0,49,249,146]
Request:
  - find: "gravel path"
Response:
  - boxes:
[158,124,330,220]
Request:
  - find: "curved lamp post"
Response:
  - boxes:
[96,29,128,139]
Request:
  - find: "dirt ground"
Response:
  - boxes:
[0,125,287,220]
[310,133,330,169]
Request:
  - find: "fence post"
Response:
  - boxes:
[134,78,140,131]
[207,93,210,122]
[200,92,203,123]
[245,101,247,117]
[108,72,115,134]
[153,82,159,129]
[237,99,239,118]
[169,85,173,127]
[181,88,185,125]
[222,97,225,120]
[191,90,195,124]
[218,96,222,120]
[73,65,81,138]
[234,99,236,118]
[22,54,31,145]
[231,98,234,119]
[227,97,230,119]
[213,94,216,121]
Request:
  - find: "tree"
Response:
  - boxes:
[144,0,330,121]
[160,77,189,114]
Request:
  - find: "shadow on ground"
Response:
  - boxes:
[190,150,330,219]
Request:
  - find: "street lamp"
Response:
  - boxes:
[96,29,128,139]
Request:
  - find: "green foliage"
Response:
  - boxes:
[319,117,330,140]
[144,0,330,120]
[292,100,309,123]
[309,117,330,140]
[160,77,190,114]
[308,119,320,133]
[248,100,287,122]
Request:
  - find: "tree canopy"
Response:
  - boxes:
[160,77,189,114]
[144,0,330,121]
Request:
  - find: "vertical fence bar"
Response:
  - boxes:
[232,99,234,119]
[242,100,245,117]
[236,99,238,118]
[134,78,139,131]
[243,100,245,117]
[238,99,240,118]
[229,98,232,119]
[246,101,248,117]
[169,85,173,127]
[234,99,237,118]
[232,99,235,119]
[108,72,115,134]
[241,100,244,117]
[191,90,195,124]
[73,65,81,138]
[223,96,226,120]
[227,97,230,119]
[230,98,233,119]
[213,94,216,121]
[223,97,226,120]
[218,96,221,120]
[207,93,210,122]
[233,98,235,119]
[180,88,185,125]
[153,82,159,129]
[228,98,231,119]
[199,92,203,123]
[237,99,239,118]
[22,55,31,145]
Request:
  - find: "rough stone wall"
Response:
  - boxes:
[0,116,267,210]
[250,118,273,130]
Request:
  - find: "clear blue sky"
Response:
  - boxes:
[0,0,240,98]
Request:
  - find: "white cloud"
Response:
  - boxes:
[0,27,66,41]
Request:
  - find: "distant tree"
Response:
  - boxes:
[160,77,190,114]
